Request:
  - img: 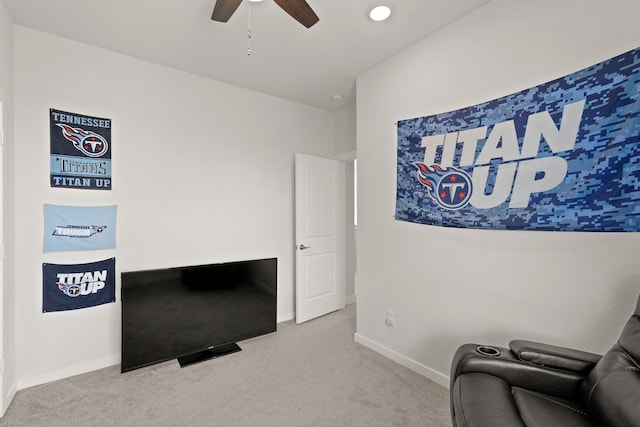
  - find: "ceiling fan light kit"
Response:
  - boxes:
[212,0,319,28]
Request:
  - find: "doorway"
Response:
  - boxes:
[294,153,346,324]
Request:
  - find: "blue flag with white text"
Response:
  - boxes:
[43,204,117,252]
[50,108,112,190]
[396,47,640,231]
[43,258,116,312]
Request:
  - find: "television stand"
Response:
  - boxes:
[177,343,242,367]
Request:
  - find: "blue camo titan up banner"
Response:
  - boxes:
[396,47,640,232]
[43,258,116,313]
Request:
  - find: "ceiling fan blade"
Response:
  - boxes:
[273,0,319,28]
[211,0,243,22]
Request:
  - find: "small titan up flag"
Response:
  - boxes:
[43,258,115,313]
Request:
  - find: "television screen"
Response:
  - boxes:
[121,257,277,372]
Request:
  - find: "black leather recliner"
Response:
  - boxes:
[450,294,640,427]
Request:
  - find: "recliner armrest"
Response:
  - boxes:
[509,340,601,374]
[450,343,590,399]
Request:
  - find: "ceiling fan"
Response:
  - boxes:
[211,0,319,28]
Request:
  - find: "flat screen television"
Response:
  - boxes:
[121,257,277,372]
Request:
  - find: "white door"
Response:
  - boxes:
[0,98,5,414]
[295,153,345,324]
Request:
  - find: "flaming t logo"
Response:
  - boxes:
[414,163,473,210]
[58,282,81,297]
[57,124,109,158]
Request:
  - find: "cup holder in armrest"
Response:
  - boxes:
[476,345,501,357]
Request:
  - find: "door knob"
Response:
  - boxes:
[298,244,311,250]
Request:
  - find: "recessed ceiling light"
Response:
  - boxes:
[247,0,264,2]
[369,4,392,22]
[331,94,344,103]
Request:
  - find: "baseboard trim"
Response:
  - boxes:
[280,295,355,323]
[277,312,294,323]
[345,294,357,306]
[2,378,16,417]
[17,355,120,391]
[354,333,450,389]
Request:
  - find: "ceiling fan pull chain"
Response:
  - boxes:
[247,4,252,56]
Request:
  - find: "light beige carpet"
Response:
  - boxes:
[1,304,450,426]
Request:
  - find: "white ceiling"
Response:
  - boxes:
[2,0,490,111]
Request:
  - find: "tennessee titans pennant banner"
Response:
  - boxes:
[43,204,117,253]
[50,108,112,190]
[43,258,116,313]
[396,47,640,231]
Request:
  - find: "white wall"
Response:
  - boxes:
[334,104,356,155]
[13,26,336,388]
[0,0,16,414]
[334,104,357,301]
[355,0,640,387]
